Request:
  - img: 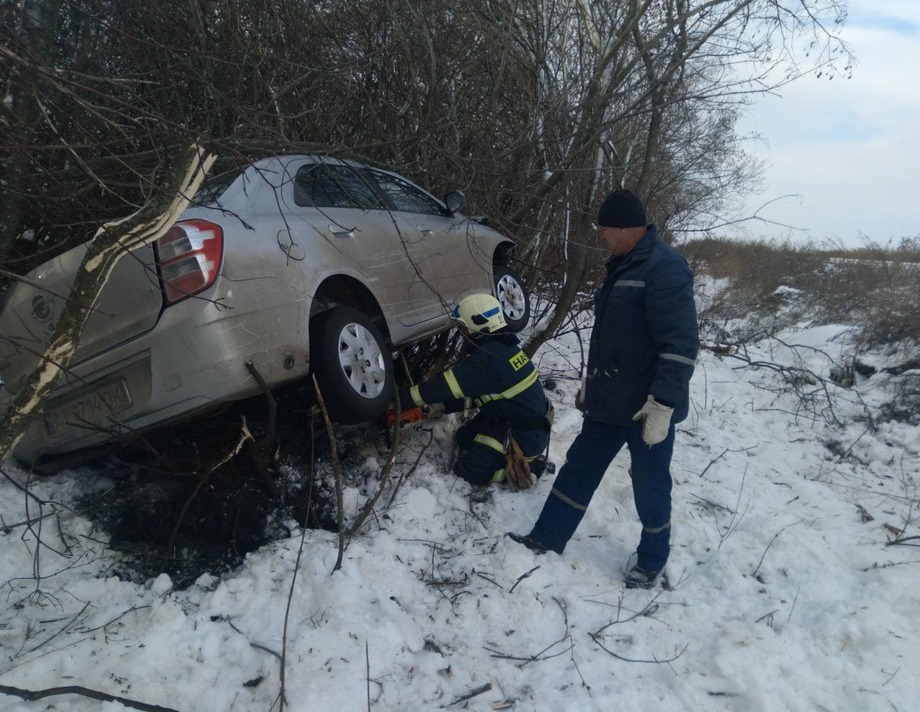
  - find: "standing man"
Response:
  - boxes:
[508,189,698,589]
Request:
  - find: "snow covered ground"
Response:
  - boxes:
[1,312,918,711]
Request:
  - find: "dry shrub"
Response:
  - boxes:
[685,236,920,425]
[800,258,920,344]
[684,237,825,338]
[685,236,920,347]
[685,237,822,300]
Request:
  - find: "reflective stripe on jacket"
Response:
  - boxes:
[584,225,698,424]
[399,333,549,454]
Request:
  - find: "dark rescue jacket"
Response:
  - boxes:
[584,225,699,425]
[400,332,549,456]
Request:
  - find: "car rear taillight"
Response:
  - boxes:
[155,219,223,304]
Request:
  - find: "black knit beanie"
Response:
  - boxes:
[597,189,646,228]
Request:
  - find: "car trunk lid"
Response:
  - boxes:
[0,241,164,397]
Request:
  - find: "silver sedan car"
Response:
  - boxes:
[0,155,530,467]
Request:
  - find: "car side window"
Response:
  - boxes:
[370,171,444,215]
[294,164,383,209]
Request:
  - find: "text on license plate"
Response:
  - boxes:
[45,379,133,435]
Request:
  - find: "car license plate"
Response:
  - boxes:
[44,379,133,435]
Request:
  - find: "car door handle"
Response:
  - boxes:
[417,227,433,235]
[329,225,355,237]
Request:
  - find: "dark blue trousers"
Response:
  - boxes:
[529,418,675,572]
[453,417,548,487]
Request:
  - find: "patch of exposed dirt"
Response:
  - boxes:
[74,387,384,588]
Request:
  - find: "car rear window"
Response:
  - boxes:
[294,164,383,209]
[194,167,245,205]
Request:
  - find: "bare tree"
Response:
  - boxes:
[0,0,852,454]
[465,0,851,354]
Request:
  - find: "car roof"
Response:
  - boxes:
[194,154,447,212]
[240,155,438,201]
[250,154,365,171]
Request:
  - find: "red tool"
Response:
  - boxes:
[385,406,425,428]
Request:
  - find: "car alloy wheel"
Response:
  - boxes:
[493,265,530,332]
[336,321,387,399]
[310,306,394,423]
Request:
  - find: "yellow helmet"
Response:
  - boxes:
[451,293,507,334]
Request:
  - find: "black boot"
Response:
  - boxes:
[505,532,548,555]
[530,455,555,479]
[624,565,661,589]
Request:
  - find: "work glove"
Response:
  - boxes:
[503,436,533,491]
[575,376,586,412]
[631,396,673,446]
[426,402,446,419]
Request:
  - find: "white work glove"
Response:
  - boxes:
[426,402,446,419]
[575,376,587,412]
[632,395,674,446]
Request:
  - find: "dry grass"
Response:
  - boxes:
[684,236,920,346]
[683,236,920,425]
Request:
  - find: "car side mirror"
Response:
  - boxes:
[443,191,465,215]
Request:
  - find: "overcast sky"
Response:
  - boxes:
[726,0,920,248]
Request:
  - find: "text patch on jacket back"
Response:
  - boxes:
[509,351,529,371]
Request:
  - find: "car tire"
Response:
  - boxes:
[310,307,394,423]
[493,265,530,332]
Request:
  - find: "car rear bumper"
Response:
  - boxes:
[5,296,312,464]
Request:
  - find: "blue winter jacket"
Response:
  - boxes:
[584,225,698,424]
[400,333,550,456]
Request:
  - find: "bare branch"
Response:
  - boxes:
[0,684,180,712]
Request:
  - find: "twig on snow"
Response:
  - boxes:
[786,585,800,625]
[474,571,503,589]
[443,682,492,707]
[348,393,421,539]
[278,405,322,711]
[385,427,434,510]
[0,684,180,712]
[77,604,150,635]
[509,565,540,593]
[718,466,750,549]
[366,641,371,712]
[26,602,90,654]
[861,560,920,572]
[589,588,669,636]
[752,524,796,579]
[697,445,757,479]
[224,619,281,660]
[311,375,346,573]
[885,535,920,547]
[485,597,573,669]
[698,448,729,478]
[484,636,573,668]
[589,637,689,665]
